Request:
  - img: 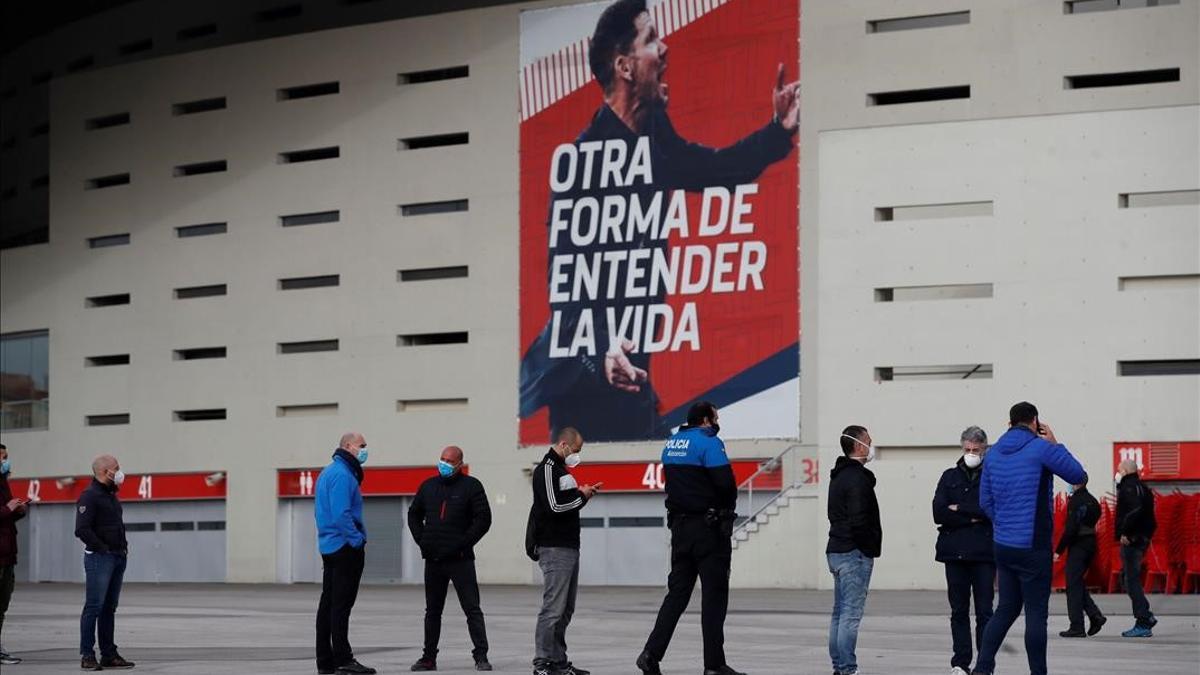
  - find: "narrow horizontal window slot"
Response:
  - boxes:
[174,284,227,299]
[867,11,969,33]
[399,65,470,85]
[29,123,49,137]
[875,201,993,221]
[161,521,196,531]
[85,112,130,130]
[86,173,131,190]
[609,516,665,528]
[176,222,227,238]
[1065,0,1179,14]
[126,522,156,532]
[197,521,225,531]
[1065,68,1180,89]
[279,274,340,290]
[1118,274,1200,291]
[400,133,469,150]
[1119,359,1200,376]
[86,354,130,367]
[87,413,130,426]
[118,39,153,56]
[30,175,49,189]
[277,81,340,100]
[257,4,302,22]
[174,346,227,360]
[876,364,993,381]
[278,339,339,354]
[398,266,468,282]
[400,199,469,216]
[277,402,339,417]
[67,56,95,73]
[31,71,52,85]
[398,332,469,347]
[178,23,218,40]
[1118,189,1199,208]
[174,160,227,177]
[279,146,340,164]
[397,398,468,412]
[868,85,970,106]
[174,408,227,421]
[87,293,130,307]
[580,517,605,528]
[280,210,339,227]
[874,283,993,302]
[172,97,226,116]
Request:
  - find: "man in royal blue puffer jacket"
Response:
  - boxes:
[970,402,1087,675]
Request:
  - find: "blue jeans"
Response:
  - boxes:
[828,550,874,674]
[973,544,1051,675]
[80,552,126,659]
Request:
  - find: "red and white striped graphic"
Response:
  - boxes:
[519,0,730,121]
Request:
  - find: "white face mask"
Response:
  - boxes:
[565,453,582,468]
[841,434,876,464]
[963,453,983,469]
[112,469,126,486]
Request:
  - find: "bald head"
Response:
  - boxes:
[1119,459,1140,477]
[339,432,366,451]
[553,427,584,458]
[441,445,464,463]
[92,454,119,483]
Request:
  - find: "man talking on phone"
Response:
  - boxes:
[637,402,742,675]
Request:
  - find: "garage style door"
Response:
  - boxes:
[279,496,423,584]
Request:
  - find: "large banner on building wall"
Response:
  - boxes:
[518,0,800,444]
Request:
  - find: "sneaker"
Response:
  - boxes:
[81,655,102,671]
[1087,614,1107,636]
[475,659,493,671]
[411,657,437,671]
[101,653,136,669]
[1145,614,1158,629]
[704,666,748,675]
[0,651,23,665]
[951,668,971,675]
[1122,624,1153,638]
[636,651,663,675]
[337,659,378,674]
[560,663,590,675]
[1059,627,1087,638]
[532,661,557,675]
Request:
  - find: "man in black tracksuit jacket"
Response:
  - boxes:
[1114,460,1157,635]
[1055,478,1105,637]
[408,446,492,671]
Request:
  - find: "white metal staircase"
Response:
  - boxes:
[730,444,808,550]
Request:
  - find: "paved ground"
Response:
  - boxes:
[3,583,1198,674]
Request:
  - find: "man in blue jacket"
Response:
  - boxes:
[970,403,1087,675]
[314,432,375,675]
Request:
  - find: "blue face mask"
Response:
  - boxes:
[356,448,368,465]
[1066,485,1075,496]
[437,460,456,478]
[0,459,9,475]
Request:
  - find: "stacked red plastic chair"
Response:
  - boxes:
[1183,493,1200,594]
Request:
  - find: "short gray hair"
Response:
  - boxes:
[960,426,988,446]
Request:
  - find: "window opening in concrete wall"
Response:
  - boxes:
[399,65,470,85]
[1064,0,1179,14]
[1118,360,1200,376]
[85,112,129,130]
[398,266,468,282]
[174,408,227,421]
[86,414,129,426]
[867,11,969,33]
[874,283,993,302]
[1118,274,1200,291]
[278,339,339,354]
[174,160,228,177]
[876,364,993,381]
[178,23,218,41]
[0,330,49,431]
[279,274,340,290]
[277,403,339,417]
[399,133,469,150]
[1118,189,1199,208]
[86,173,130,190]
[279,146,339,163]
[280,210,339,227]
[174,347,227,360]
[118,39,153,56]
[277,81,340,100]
[172,97,227,116]
[868,85,969,106]
[398,332,469,347]
[86,293,130,307]
[397,398,468,412]
[256,4,303,22]
[88,233,131,248]
[177,222,228,238]
[399,199,468,216]
[86,354,130,367]
[174,284,227,299]
[1065,68,1179,89]
[875,201,993,221]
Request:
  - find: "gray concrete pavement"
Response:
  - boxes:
[3,583,1198,674]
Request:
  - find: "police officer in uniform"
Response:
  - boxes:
[637,401,743,675]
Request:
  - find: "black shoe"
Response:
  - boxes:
[319,669,336,675]
[411,657,437,671]
[560,663,590,675]
[704,666,747,675]
[81,655,102,671]
[532,662,556,675]
[1145,614,1158,629]
[337,659,378,675]
[1059,627,1087,638]
[636,650,663,675]
[101,654,135,669]
[1088,614,1107,636]
[475,659,493,671]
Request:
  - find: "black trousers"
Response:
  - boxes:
[423,557,488,661]
[316,544,365,669]
[644,517,732,670]
[944,560,995,671]
[1064,538,1102,629]
[1120,542,1154,626]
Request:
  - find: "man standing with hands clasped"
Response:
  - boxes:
[75,454,135,671]
[1055,475,1105,638]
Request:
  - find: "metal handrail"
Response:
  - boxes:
[733,443,805,540]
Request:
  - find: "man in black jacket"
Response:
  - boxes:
[408,446,493,671]
[75,454,135,671]
[1055,476,1105,638]
[826,425,882,675]
[0,443,27,666]
[1114,459,1157,637]
[932,426,994,675]
[528,428,598,675]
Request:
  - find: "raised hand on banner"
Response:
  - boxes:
[605,338,648,393]
[773,62,800,132]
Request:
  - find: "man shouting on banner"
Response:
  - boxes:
[519,0,800,442]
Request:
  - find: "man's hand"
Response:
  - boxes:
[948,504,959,512]
[772,63,800,132]
[1120,535,1131,547]
[604,339,648,393]
[579,484,599,499]
[1037,420,1058,445]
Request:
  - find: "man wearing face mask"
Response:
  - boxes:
[1055,475,1105,638]
[933,427,994,675]
[314,432,375,675]
[0,443,28,666]
[408,446,493,671]
[1113,459,1157,638]
[637,401,741,675]
[75,454,135,671]
[528,427,598,675]
[970,402,1086,675]
[826,426,882,675]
